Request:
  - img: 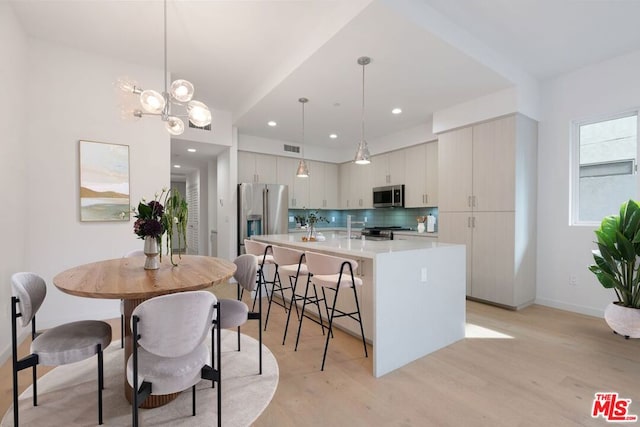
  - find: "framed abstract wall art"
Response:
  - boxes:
[79,140,130,221]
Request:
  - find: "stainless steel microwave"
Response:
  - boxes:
[373,185,404,208]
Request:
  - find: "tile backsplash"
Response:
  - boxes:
[288,207,438,232]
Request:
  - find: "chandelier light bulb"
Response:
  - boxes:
[170,79,194,103]
[165,116,185,135]
[139,89,165,114]
[116,76,139,93]
[187,100,212,127]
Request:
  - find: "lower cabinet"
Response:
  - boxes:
[438,211,535,308]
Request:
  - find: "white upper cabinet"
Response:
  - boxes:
[438,127,473,212]
[308,161,339,209]
[472,116,516,212]
[276,156,309,208]
[339,161,372,209]
[372,151,405,187]
[404,142,438,208]
[238,151,277,184]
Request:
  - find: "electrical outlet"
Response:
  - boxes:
[331,216,335,222]
[289,216,294,222]
[569,274,577,286]
[364,217,368,223]
[421,267,428,283]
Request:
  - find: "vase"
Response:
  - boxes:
[604,302,640,338]
[417,222,425,233]
[306,225,316,241]
[143,236,160,270]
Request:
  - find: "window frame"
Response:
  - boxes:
[570,109,640,226]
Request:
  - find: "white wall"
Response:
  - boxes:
[0,3,28,362]
[536,49,640,316]
[217,127,238,260]
[238,133,351,163]
[24,39,169,328]
[240,119,436,164]
[178,107,233,147]
[208,159,218,256]
[366,120,437,155]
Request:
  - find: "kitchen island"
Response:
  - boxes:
[252,232,465,377]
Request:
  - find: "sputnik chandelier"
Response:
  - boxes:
[116,0,211,135]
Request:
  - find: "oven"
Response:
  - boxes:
[361,226,411,241]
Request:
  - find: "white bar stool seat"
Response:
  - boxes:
[271,245,313,345]
[295,251,368,371]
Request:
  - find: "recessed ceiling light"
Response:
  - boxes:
[267,121,277,127]
[391,108,402,115]
[329,133,338,139]
[173,164,181,168]
[187,148,196,153]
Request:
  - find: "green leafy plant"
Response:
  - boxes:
[132,188,188,266]
[589,199,640,308]
[305,209,328,227]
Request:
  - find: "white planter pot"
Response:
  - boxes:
[604,302,640,339]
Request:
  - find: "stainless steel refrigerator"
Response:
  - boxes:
[238,183,289,254]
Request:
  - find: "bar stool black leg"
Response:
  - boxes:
[294,275,312,351]
[321,286,340,371]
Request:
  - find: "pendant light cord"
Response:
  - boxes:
[361,61,365,141]
[301,101,305,159]
[164,0,168,94]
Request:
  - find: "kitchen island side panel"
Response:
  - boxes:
[373,245,466,377]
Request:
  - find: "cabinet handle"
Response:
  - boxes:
[468,217,471,228]
[472,196,477,208]
[472,216,476,228]
[468,196,472,207]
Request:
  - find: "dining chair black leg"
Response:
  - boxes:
[97,344,104,425]
[192,384,196,416]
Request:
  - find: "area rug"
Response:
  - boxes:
[1,330,278,426]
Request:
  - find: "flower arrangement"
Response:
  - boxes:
[301,208,328,242]
[416,216,427,223]
[306,210,329,227]
[133,188,188,266]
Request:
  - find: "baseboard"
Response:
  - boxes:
[534,298,604,318]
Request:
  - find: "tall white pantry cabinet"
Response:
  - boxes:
[437,114,537,309]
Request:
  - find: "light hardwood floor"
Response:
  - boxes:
[3,284,639,426]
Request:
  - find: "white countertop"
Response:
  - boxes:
[253,232,451,259]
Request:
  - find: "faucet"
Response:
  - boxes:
[347,215,366,239]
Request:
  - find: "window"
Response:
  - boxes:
[572,111,638,224]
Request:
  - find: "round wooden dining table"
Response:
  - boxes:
[53,254,236,408]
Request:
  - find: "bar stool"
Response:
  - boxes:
[270,245,310,345]
[295,251,368,371]
[244,239,282,322]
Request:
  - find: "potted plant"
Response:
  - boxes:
[301,208,328,242]
[589,199,640,338]
[133,188,188,268]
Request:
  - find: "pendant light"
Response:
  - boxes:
[354,56,371,165]
[116,0,211,135]
[296,97,310,178]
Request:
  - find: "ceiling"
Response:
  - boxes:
[10,0,640,171]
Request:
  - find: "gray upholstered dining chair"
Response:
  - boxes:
[128,290,221,427]
[122,250,145,348]
[11,272,112,426]
[218,253,263,374]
